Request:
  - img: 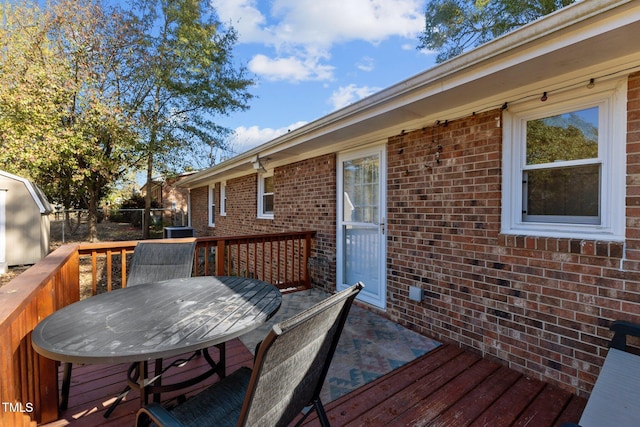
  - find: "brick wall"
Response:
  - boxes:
[626,72,640,261]
[191,154,337,290]
[189,72,640,397]
[189,185,209,237]
[385,76,640,397]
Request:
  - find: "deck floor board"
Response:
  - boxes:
[41,341,586,427]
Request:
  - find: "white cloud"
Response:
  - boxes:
[329,84,381,110]
[248,54,334,82]
[266,0,425,47]
[357,56,375,72]
[211,0,266,42]
[228,121,308,154]
[212,0,426,82]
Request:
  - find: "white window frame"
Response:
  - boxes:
[502,78,626,241]
[208,183,215,227]
[219,181,227,217]
[257,172,274,220]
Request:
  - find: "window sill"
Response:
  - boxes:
[498,234,624,258]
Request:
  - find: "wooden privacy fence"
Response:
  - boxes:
[0,231,315,425]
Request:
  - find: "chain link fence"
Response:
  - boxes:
[52,208,188,242]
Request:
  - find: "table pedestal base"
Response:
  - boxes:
[102,343,226,418]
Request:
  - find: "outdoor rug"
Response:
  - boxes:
[239,288,441,403]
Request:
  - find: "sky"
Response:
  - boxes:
[209,0,437,157]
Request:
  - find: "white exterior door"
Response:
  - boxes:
[337,145,386,309]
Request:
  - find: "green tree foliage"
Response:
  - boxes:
[0,0,142,241]
[0,0,252,241]
[418,0,577,63]
[0,2,69,179]
[127,0,253,237]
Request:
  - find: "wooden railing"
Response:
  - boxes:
[0,244,80,427]
[77,231,315,295]
[194,232,314,291]
[0,231,315,425]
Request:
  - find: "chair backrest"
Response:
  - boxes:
[238,282,364,427]
[127,240,197,287]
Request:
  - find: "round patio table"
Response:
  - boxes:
[32,276,282,411]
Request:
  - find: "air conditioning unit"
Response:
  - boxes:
[163,226,195,238]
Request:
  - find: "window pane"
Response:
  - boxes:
[264,176,274,193]
[220,184,226,213]
[526,107,599,165]
[263,194,274,214]
[524,164,600,222]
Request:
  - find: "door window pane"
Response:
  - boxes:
[344,226,379,287]
[343,155,379,223]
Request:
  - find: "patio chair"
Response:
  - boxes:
[60,240,198,413]
[126,240,197,287]
[136,282,364,427]
[562,320,640,427]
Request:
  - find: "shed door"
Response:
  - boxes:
[337,145,387,309]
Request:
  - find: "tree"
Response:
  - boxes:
[125,0,253,238]
[418,0,577,63]
[0,0,142,241]
[47,0,143,241]
[1,0,252,241]
[0,2,68,180]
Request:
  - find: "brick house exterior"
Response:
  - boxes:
[142,174,193,226]
[180,1,640,397]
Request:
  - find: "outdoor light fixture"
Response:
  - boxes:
[587,78,595,89]
[251,155,267,173]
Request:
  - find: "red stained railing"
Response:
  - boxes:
[0,231,314,425]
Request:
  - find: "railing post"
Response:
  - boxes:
[216,239,225,276]
[304,231,313,288]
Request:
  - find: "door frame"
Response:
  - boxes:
[336,144,387,309]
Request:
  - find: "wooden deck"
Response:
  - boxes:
[42,339,587,427]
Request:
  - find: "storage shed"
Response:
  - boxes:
[0,170,53,273]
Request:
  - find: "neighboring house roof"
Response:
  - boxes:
[179,0,640,188]
[145,172,197,191]
[0,170,53,214]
